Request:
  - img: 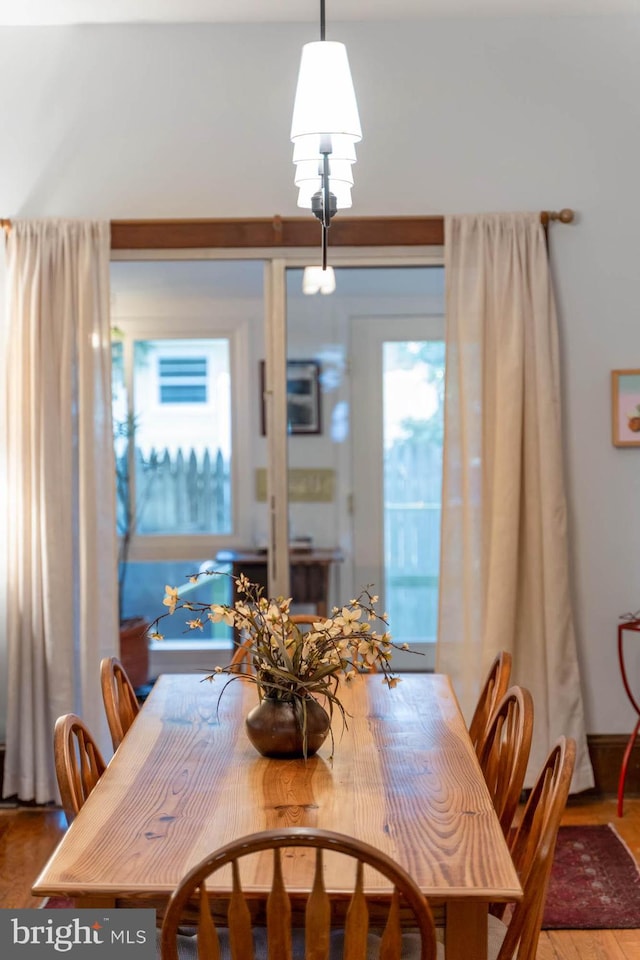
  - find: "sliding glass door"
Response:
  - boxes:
[110,252,444,672]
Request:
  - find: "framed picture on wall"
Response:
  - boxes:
[260,360,321,435]
[612,369,640,447]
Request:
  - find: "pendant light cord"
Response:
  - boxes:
[320,0,329,267]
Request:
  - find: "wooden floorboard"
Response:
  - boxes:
[0,797,638,958]
[0,806,67,909]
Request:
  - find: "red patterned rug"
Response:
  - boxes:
[542,824,640,929]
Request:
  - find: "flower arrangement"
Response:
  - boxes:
[151,569,415,757]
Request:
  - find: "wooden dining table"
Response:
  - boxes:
[33,672,522,960]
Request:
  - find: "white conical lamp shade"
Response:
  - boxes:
[290,41,362,142]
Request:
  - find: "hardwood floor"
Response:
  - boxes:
[0,805,66,909]
[1,797,639,958]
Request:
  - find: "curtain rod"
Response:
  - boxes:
[0,210,576,236]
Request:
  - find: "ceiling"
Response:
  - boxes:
[0,0,635,26]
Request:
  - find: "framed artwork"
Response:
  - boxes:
[611,369,640,447]
[260,360,321,435]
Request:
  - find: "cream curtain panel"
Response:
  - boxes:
[437,212,594,793]
[2,219,118,804]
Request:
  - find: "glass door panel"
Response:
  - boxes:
[110,257,262,644]
[349,272,445,669]
[284,265,444,662]
[382,338,445,652]
[283,266,350,613]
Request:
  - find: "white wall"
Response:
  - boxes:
[1,15,639,738]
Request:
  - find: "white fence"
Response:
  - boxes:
[121,446,231,535]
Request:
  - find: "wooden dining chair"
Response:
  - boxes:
[100,655,140,750]
[437,736,576,960]
[160,827,437,960]
[229,614,320,675]
[468,651,513,757]
[477,686,534,840]
[54,713,107,826]
[490,736,576,959]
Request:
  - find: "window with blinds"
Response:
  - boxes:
[158,356,208,404]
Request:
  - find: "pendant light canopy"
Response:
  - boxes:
[290,1,362,269]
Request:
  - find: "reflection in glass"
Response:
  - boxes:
[130,338,232,536]
[119,560,231,641]
[383,341,444,644]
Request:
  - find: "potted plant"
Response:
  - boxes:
[150,571,418,758]
[114,413,159,689]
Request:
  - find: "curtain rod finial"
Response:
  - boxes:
[541,208,575,226]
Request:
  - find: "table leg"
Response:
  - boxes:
[445,901,487,960]
[73,896,116,908]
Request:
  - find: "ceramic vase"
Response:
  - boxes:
[245,697,330,759]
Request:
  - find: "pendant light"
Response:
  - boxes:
[290,0,362,270]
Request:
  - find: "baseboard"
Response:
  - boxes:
[0,734,638,801]
[585,733,640,799]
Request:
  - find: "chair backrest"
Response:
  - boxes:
[54,713,107,826]
[477,686,534,839]
[229,614,321,675]
[468,651,513,756]
[161,827,437,960]
[493,736,576,960]
[100,656,140,750]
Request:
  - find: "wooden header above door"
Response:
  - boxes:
[109,216,446,250]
